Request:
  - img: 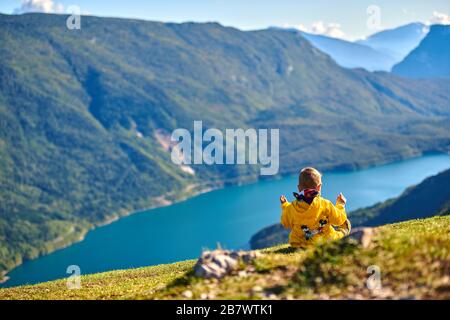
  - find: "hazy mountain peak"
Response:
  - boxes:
[392,24,450,78]
[357,22,429,61]
[271,23,430,72]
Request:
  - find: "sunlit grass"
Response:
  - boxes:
[1,216,448,300]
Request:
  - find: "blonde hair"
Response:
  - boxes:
[298,167,322,190]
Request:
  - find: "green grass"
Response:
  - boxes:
[1,215,448,300]
[0,260,196,300]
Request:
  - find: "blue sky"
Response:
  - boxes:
[1,0,449,40]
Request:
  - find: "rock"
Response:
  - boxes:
[349,227,376,248]
[238,270,248,277]
[182,290,193,298]
[230,250,261,260]
[0,276,9,284]
[195,261,225,279]
[270,274,281,282]
[212,254,238,270]
[251,286,263,293]
[318,293,330,300]
[193,249,260,279]
[370,287,395,299]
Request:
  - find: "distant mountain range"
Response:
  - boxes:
[250,168,450,249]
[392,25,450,78]
[357,22,429,62]
[351,167,450,226]
[274,22,429,72]
[1,13,450,277]
[300,32,396,71]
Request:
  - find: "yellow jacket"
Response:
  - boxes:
[281,196,347,248]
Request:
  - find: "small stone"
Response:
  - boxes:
[270,275,281,282]
[213,254,238,270]
[200,293,208,299]
[349,227,375,248]
[182,290,193,299]
[238,270,248,277]
[204,263,227,279]
[318,293,329,299]
[208,293,216,299]
[193,248,260,279]
[247,266,256,272]
[371,287,394,299]
[252,286,263,293]
[439,275,449,285]
[240,251,261,263]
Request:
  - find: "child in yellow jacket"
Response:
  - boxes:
[280,167,351,248]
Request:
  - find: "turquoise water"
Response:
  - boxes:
[2,153,450,288]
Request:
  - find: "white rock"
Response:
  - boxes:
[193,249,260,279]
[349,227,375,248]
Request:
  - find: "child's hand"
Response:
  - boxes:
[280,195,287,204]
[337,193,347,205]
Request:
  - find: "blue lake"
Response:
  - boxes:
[3,153,450,288]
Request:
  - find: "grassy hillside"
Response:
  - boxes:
[0,215,448,300]
[250,167,450,249]
[1,13,450,278]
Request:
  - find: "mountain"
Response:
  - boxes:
[299,32,396,71]
[351,168,450,226]
[270,27,396,71]
[250,168,450,249]
[274,23,429,71]
[1,13,450,278]
[392,25,450,78]
[357,22,429,62]
[249,223,289,251]
[1,215,448,299]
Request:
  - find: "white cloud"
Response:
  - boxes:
[311,21,345,39]
[282,21,346,39]
[428,11,450,25]
[13,0,64,14]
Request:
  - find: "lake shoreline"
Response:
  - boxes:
[0,182,227,287]
[2,150,449,287]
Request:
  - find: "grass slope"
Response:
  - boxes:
[1,215,448,300]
